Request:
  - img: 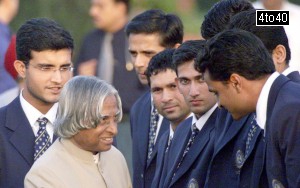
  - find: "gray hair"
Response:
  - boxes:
[54,76,122,138]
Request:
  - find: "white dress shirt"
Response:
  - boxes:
[20,90,57,142]
[282,67,299,76]
[256,72,280,130]
[192,103,218,132]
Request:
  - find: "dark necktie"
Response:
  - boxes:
[245,114,258,157]
[173,123,199,177]
[147,107,159,161]
[34,117,51,161]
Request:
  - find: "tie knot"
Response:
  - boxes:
[37,117,48,128]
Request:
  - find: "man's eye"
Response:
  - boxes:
[60,67,70,72]
[40,67,52,71]
[179,79,190,85]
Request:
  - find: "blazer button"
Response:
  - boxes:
[141,174,144,178]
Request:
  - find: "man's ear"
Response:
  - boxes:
[272,44,286,65]
[229,73,242,93]
[14,60,26,79]
[174,43,181,49]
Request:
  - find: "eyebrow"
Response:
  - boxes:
[36,62,72,67]
[100,111,121,118]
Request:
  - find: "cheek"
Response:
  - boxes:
[152,95,162,107]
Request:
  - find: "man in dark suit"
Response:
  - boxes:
[197,29,300,188]
[152,40,218,188]
[75,0,146,114]
[145,49,191,188]
[125,9,184,188]
[0,18,74,187]
[229,9,300,83]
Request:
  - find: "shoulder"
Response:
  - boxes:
[130,91,150,112]
[0,97,20,123]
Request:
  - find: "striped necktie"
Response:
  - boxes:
[173,123,199,178]
[147,107,159,161]
[34,117,51,161]
[245,114,258,157]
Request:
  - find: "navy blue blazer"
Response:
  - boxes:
[151,131,170,188]
[286,71,300,83]
[151,117,193,188]
[0,97,57,187]
[75,28,147,114]
[162,109,218,188]
[265,75,300,187]
[130,91,169,188]
[204,109,267,188]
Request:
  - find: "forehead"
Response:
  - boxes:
[128,33,165,52]
[150,69,177,87]
[30,49,72,65]
[101,95,119,112]
[177,60,201,78]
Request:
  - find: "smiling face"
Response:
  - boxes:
[71,95,119,153]
[128,33,166,85]
[176,61,217,118]
[150,69,190,125]
[15,49,73,112]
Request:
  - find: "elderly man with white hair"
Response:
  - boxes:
[24,76,132,188]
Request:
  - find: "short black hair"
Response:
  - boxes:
[173,40,206,74]
[16,18,74,64]
[145,48,176,85]
[201,0,254,39]
[195,29,275,81]
[125,9,184,48]
[229,9,291,64]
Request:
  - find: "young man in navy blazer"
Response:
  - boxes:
[146,49,192,188]
[125,9,184,188]
[0,18,74,187]
[197,29,300,188]
[152,40,219,188]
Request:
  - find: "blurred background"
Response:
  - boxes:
[10,0,300,61]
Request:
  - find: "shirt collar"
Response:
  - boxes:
[282,67,298,76]
[20,90,58,126]
[192,103,218,131]
[169,124,174,139]
[256,72,280,129]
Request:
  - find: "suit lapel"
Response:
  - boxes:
[5,97,35,166]
[214,114,249,156]
[152,133,169,188]
[170,110,217,186]
[146,118,169,168]
[163,118,193,187]
[137,93,152,169]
